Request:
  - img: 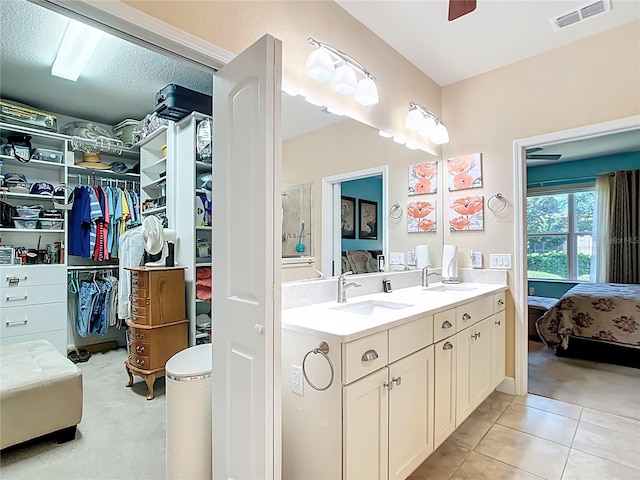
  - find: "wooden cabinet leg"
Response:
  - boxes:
[145,374,156,400]
[125,362,133,387]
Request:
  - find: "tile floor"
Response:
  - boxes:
[409,391,640,480]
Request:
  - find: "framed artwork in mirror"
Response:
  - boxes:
[341,196,356,239]
[359,199,378,240]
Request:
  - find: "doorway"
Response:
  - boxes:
[513,114,640,396]
[321,166,388,277]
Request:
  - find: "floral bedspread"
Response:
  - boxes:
[536,283,640,349]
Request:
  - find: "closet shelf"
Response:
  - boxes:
[0,192,57,202]
[141,157,167,175]
[195,226,212,231]
[195,161,212,174]
[0,228,64,233]
[141,206,166,216]
[141,177,165,190]
[134,125,167,150]
[0,154,65,171]
[68,165,140,182]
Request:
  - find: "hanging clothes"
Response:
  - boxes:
[118,226,144,320]
[75,275,115,337]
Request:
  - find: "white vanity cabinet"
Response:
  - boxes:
[490,291,506,389]
[434,336,456,448]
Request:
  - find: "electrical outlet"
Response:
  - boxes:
[529,287,535,295]
[292,364,303,396]
[407,250,416,266]
[470,251,483,268]
[389,252,404,266]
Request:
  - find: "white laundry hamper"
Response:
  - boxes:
[166,343,212,480]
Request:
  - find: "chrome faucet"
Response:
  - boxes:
[421,266,439,288]
[337,271,361,303]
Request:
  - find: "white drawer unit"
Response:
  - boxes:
[455,295,494,332]
[0,265,67,355]
[433,308,456,343]
[494,291,506,312]
[388,315,433,363]
[342,331,388,385]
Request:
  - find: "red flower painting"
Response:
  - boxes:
[408,201,437,232]
[449,195,484,231]
[408,161,438,195]
[447,153,482,191]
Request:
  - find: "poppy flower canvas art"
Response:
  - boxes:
[408,161,438,195]
[407,200,437,233]
[447,153,482,191]
[449,196,484,231]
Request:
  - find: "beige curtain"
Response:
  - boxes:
[592,173,612,282]
[608,169,640,284]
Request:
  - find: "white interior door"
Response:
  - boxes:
[212,34,282,480]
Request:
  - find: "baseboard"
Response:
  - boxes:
[497,377,516,395]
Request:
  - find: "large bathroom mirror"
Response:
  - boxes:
[281,94,444,281]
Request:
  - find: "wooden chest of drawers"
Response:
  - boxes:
[125,266,188,400]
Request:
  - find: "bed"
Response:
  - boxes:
[536,283,640,350]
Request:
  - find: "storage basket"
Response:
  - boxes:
[38,219,64,230]
[13,217,38,229]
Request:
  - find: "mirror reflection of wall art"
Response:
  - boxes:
[449,195,484,231]
[407,200,437,233]
[358,199,378,240]
[341,196,356,239]
[408,161,438,195]
[447,153,483,191]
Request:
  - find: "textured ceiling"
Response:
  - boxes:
[0,0,212,126]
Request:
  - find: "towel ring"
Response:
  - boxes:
[487,193,507,213]
[389,203,403,219]
[302,342,334,391]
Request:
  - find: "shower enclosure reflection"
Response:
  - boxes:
[282,182,313,259]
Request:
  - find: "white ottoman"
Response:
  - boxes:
[0,340,83,449]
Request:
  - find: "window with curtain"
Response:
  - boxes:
[526,188,595,281]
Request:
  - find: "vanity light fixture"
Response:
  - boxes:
[51,19,104,81]
[305,37,379,106]
[405,102,450,144]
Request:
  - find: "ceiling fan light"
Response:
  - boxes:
[405,108,425,131]
[331,64,357,95]
[304,46,335,83]
[430,123,450,144]
[354,77,379,105]
[418,116,437,137]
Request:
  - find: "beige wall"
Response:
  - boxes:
[283,119,442,280]
[124,0,443,155]
[441,21,640,376]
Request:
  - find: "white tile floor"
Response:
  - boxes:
[410,391,640,480]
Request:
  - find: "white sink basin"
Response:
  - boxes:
[425,284,477,292]
[331,300,414,316]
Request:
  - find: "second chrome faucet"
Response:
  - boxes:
[337,271,361,303]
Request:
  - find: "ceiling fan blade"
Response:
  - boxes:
[526,154,562,160]
[448,0,477,21]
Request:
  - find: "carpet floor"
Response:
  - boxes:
[528,340,640,420]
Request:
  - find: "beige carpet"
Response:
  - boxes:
[528,341,640,420]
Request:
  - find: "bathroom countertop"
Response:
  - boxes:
[281,282,508,343]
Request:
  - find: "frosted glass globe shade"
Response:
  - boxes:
[330,64,357,95]
[304,47,334,83]
[354,77,379,105]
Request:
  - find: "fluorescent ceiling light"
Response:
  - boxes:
[52,19,104,81]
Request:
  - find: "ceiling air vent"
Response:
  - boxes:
[551,0,611,31]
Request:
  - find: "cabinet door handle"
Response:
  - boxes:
[362,350,379,362]
[462,313,471,321]
[442,320,453,329]
[498,299,505,305]
[495,320,501,326]
[6,319,28,326]
[6,294,27,301]
[443,341,453,350]
[472,332,480,340]
[6,275,27,284]
[383,381,393,391]
[392,376,402,386]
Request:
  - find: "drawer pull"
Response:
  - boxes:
[392,376,402,386]
[7,275,27,284]
[495,320,501,326]
[135,345,145,353]
[6,294,28,301]
[462,313,471,321]
[442,320,453,329]
[443,342,453,350]
[135,358,145,367]
[361,350,379,362]
[498,299,505,305]
[6,319,28,326]
[135,332,144,339]
[472,332,482,340]
[383,381,393,391]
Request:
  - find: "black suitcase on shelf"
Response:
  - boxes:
[155,84,212,121]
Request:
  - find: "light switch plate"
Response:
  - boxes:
[471,251,483,268]
[291,364,303,396]
[407,250,416,266]
[389,252,404,265]
[490,254,512,269]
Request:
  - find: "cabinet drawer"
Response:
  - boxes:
[0,283,66,307]
[494,291,506,313]
[455,295,494,332]
[130,303,148,319]
[131,310,149,325]
[131,275,148,290]
[130,288,148,302]
[1,265,66,287]
[129,327,151,343]
[389,315,433,363]
[0,302,66,338]
[130,339,150,357]
[129,352,152,370]
[342,331,388,385]
[433,308,456,343]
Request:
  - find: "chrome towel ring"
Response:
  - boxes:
[487,193,507,213]
[302,342,334,391]
[389,203,403,219]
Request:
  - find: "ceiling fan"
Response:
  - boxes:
[448,0,477,21]
[526,147,563,161]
